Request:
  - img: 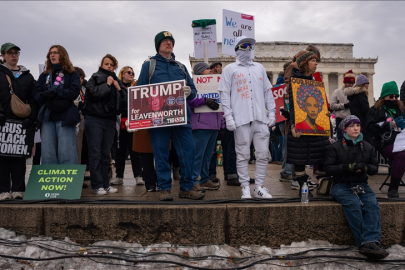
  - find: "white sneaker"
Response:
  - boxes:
[291,180,300,190]
[135,176,145,185]
[253,186,273,198]
[93,188,107,195]
[12,192,24,199]
[307,179,317,190]
[0,192,11,200]
[241,186,252,199]
[110,177,123,185]
[105,186,118,193]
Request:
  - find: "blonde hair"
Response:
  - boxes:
[118,66,136,86]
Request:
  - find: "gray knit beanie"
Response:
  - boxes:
[193,62,210,75]
[356,74,370,86]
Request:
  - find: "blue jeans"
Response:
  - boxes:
[85,116,116,189]
[270,140,280,161]
[222,129,237,176]
[192,129,219,185]
[331,183,381,247]
[209,146,217,176]
[41,120,77,164]
[149,126,195,191]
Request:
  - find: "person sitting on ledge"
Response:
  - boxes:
[325,115,389,261]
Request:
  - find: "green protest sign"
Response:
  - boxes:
[24,165,86,200]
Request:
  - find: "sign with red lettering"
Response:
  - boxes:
[127,80,187,130]
[193,74,223,113]
[272,84,287,123]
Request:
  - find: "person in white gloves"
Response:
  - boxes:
[218,36,276,199]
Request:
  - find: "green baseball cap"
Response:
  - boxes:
[1,42,21,53]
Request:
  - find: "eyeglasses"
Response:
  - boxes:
[388,95,399,99]
[235,43,253,51]
[126,71,135,76]
[49,51,59,55]
[161,38,173,44]
[6,51,20,56]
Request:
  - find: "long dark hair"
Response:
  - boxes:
[375,99,405,112]
[44,45,75,74]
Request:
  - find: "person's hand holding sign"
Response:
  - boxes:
[206,98,219,110]
[183,86,191,97]
[291,124,301,138]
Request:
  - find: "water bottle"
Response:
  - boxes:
[301,182,309,204]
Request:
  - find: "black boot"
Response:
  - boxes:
[388,177,401,198]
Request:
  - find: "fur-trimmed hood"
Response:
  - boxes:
[344,85,368,96]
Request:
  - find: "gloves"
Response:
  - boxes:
[206,98,219,110]
[342,163,357,173]
[22,118,33,129]
[344,103,350,109]
[280,108,290,120]
[354,163,368,174]
[217,128,226,140]
[394,116,405,129]
[226,119,236,131]
[41,90,56,101]
[268,116,276,127]
[183,86,191,97]
[291,125,301,138]
[0,113,5,126]
[125,120,138,133]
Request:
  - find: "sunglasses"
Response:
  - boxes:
[235,43,253,51]
[126,71,135,76]
[388,95,399,99]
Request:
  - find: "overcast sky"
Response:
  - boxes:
[2,1,405,100]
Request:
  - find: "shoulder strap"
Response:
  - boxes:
[174,60,187,79]
[5,74,14,94]
[148,59,156,84]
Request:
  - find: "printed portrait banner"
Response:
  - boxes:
[222,9,255,57]
[128,80,187,130]
[0,119,35,158]
[291,78,330,136]
[271,84,287,123]
[193,74,223,113]
[192,20,218,59]
[24,165,86,200]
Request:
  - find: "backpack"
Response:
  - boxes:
[147,58,187,84]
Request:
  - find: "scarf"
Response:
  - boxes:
[383,100,399,119]
[343,132,364,145]
[236,50,252,65]
[98,67,119,114]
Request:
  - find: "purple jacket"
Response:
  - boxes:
[188,97,224,130]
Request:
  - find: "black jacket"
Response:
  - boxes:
[344,85,372,142]
[82,68,127,120]
[0,64,38,121]
[400,80,405,105]
[325,138,378,185]
[366,102,405,150]
[286,68,330,165]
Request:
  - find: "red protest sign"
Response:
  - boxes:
[271,84,287,123]
[127,80,187,130]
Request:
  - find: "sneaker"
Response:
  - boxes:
[280,174,293,182]
[93,188,107,195]
[110,177,123,185]
[253,186,273,198]
[227,174,240,186]
[359,242,389,261]
[200,180,220,190]
[291,180,300,190]
[147,187,158,192]
[209,175,219,183]
[179,189,205,200]
[135,176,145,186]
[159,190,173,201]
[12,192,24,200]
[307,179,317,191]
[192,183,205,193]
[241,186,251,199]
[105,186,118,193]
[0,192,11,200]
[172,168,181,180]
[388,189,399,198]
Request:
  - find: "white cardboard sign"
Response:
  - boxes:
[193,74,223,113]
[193,24,218,59]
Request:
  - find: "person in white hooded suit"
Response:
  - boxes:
[218,36,276,199]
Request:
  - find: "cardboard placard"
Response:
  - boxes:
[222,9,255,57]
[24,165,86,200]
[128,80,187,130]
[193,24,218,59]
[291,78,330,136]
[0,119,35,158]
[271,84,287,123]
[193,74,223,113]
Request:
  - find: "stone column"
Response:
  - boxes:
[337,73,344,89]
[367,73,375,106]
[322,72,330,101]
[272,72,279,86]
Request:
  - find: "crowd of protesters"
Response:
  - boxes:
[1,33,405,260]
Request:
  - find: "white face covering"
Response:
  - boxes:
[236,49,252,65]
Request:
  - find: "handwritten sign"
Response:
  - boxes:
[193,24,218,59]
[222,9,255,57]
[272,84,287,123]
[193,74,222,113]
[128,80,187,130]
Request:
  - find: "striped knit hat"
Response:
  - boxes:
[306,45,321,62]
[296,51,317,69]
[339,115,361,130]
[193,62,210,75]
